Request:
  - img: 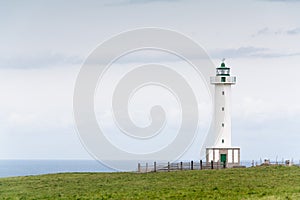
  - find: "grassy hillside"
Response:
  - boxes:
[0,166,300,199]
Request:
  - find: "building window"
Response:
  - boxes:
[222,91,225,95]
[222,107,224,111]
[221,77,226,82]
[222,139,224,143]
[222,123,224,127]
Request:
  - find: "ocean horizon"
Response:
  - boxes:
[0,160,116,178]
[0,159,255,178]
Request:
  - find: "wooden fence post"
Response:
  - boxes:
[191,160,194,170]
[211,160,214,169]
[168,162,170,172]
[200,160,202,170]
[138,163,141,172]
[180,162,183,170]
[154,161,156,172]
[146,162,148,173]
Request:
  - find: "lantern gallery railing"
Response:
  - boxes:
[210,76,236,84]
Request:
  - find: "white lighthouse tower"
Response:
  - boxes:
[206,60,240,167]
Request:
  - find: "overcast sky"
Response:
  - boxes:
[0,0,300,162]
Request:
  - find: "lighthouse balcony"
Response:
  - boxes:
[210,76,236,84]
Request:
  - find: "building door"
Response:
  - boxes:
[221,154,227,163]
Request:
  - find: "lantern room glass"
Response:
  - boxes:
[216,68,230,76]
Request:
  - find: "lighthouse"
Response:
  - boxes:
[206,60,240,167]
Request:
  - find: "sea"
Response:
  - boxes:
[0,160,114,178]
[0,160,253,178]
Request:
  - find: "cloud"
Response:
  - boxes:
[263,0,300,2]
[0,52,83,69]
[232,97,300,159]
[286,27,300,35]
[105,0,182,6]
[7,112,38,126]
[253,52,300,58]
[211,46,300,59]
[252,27,283,37]
[256,27,270,35]
[253,27,300,37]
[211,46,266,58]
[3,46,298,69]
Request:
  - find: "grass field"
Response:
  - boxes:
[0,165,300,199]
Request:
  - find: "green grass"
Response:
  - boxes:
[0,166,300,199]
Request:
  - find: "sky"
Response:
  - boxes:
[0,0,300,162]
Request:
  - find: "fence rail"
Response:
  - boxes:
[137,160,229,173]
[137,159,298,173]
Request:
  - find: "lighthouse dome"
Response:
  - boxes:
[216,62,230,76]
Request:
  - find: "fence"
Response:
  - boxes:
[251,159,296,167]
[137,159,299,173]
[137,160,229,173]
